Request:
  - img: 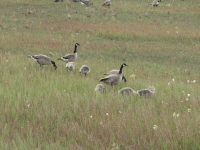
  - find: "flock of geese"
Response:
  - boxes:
[28,0,159,97]
[28,43,156,98]
[53,0,161,7]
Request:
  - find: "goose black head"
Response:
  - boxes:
[75,43,80,47]
[122,63,128,67]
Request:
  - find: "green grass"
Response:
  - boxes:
[0,0,200,149]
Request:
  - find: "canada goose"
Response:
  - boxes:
[104,69,127,82]
[99,63,127,87]
[72,0,80,2]
[151,0,159,6]
[102,0,111,6]
[28,54,57,70]
[66,62,75,71]
[79,65,90,76]
[80,0,93,6]
[118,87,137,96]
[95,84,106,93]
[137,86,156,98]
[58,43,80,62]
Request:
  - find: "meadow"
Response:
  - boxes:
[0,0,200,149]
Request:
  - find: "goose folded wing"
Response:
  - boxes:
[63,54,74,59]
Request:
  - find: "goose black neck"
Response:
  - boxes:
[51,61,57,70]
[119,65,124,74]
[74,44,78,53]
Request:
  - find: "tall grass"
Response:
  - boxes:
[0,0,200,149]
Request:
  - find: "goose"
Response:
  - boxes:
[80,0,93,6]
[79,65,90,76]
[58,43,80,62]
[66,62,75,71]
[118,87,137,96]
[151,0,159,6]
[99,63,127,87]
[72,0,80,2]
[137,86,156,98]
[28,54,57,70]
[104,69,127,82]
[95,84,106,93]
[102,0,111,6]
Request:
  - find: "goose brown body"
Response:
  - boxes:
[102,0,111,6]
[99,63,127,87]
[104,69,127,82]
[28,54,57,70]
[58,43,79,62]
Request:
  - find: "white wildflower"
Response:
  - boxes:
[173,112,179,118]
[187,108,191,113]
[153,125,158,130]
[192,80,196,83]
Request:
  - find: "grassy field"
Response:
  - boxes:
[0,0,200,149]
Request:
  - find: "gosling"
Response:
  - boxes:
[137,86,156,98]
[66,62,75,71]
[95,84,106,93]
[118,87,137,96]
[79,65,90,76]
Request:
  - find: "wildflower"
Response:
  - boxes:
[130,74,136,79]
[173,112,180,118]
[90,116,93,118]
[153,125,158,130]
[168,82,170,85]
[106,113,109,116]
[186,98,189,101]
[187,80,190,83]
[188,94,190,97]
[119,111,122,114]
[24,67,27,70]
[192,80,196,83]
[172,78,175,82]
[187,108,191,113]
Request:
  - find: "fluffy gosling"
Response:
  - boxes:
[66,62,75,71]
[79,65,90,76]
[95,84,106,93]
[137,86,156,98]
[118,87,137,96]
